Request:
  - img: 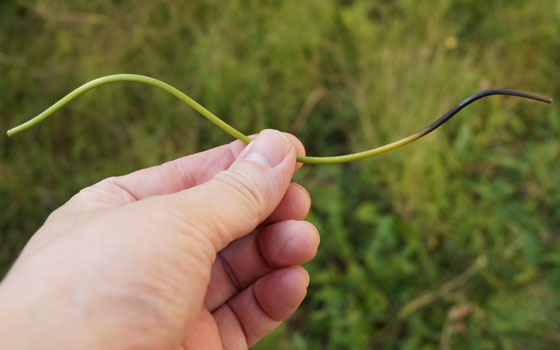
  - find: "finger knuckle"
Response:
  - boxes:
[213,168,269,219]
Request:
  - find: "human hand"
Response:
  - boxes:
[0,130,319,349]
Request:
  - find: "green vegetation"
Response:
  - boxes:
[1,0,559,348]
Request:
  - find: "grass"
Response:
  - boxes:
[1,0,559,348]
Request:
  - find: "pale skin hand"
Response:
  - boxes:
[0,130,319,349]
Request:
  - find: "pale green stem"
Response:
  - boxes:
[6,74,552,164]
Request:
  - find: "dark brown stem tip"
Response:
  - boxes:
[524,92,553,104]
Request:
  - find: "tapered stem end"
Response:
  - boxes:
[530,93,553,104]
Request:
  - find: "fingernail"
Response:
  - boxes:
[245,130,291,167]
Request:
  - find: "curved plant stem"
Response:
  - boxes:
[6,74,552,164]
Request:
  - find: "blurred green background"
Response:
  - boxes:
[1,0,559,348]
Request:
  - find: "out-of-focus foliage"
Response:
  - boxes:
[1,0,559,348]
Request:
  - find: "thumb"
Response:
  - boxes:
[164,129,298,251]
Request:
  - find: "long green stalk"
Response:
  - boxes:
[6,74,552,164]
